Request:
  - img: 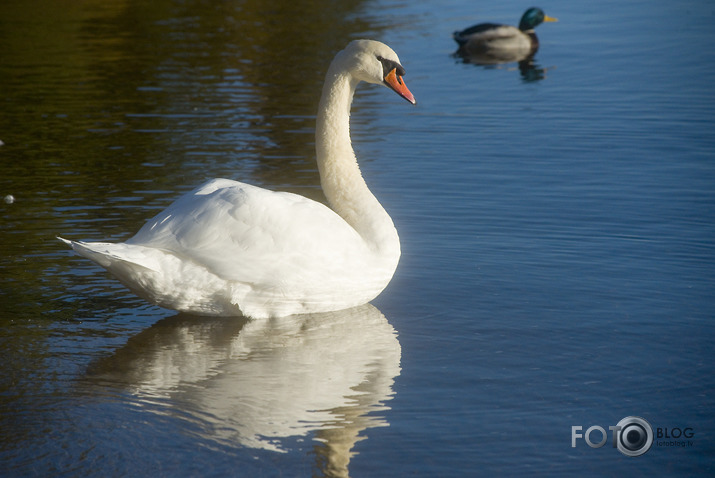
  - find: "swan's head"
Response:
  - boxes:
[338,39,416,105]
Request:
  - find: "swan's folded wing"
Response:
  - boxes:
[127,179,367,285]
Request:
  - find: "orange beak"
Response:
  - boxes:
[384,68,416,105]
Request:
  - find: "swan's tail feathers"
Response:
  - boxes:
[57,237,159,272]
[58,237,245,316]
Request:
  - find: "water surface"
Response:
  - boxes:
[1,0,714,476]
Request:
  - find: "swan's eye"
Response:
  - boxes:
[376,55,406,79]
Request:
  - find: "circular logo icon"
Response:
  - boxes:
[616,416,653,457]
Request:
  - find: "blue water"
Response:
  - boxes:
[1,0,714,476]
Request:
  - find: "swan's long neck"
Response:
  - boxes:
[315,59,398,255]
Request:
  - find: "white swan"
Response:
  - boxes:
[59,39,415,318]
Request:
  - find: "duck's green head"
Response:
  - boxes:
[518,7,558,31]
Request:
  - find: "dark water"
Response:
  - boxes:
[2,0,714,476]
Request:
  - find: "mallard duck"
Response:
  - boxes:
[59,40,415,319]
[453,7,557,61]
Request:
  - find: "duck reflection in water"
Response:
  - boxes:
[85,303,400,478]
[454,53,550,82]
[453,7,557,81]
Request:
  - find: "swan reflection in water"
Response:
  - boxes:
[86,303,400,476]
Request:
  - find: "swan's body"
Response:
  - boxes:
[453,7,557,62]
[60,39,415,318]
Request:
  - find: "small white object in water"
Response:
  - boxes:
[4,194,15,204]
